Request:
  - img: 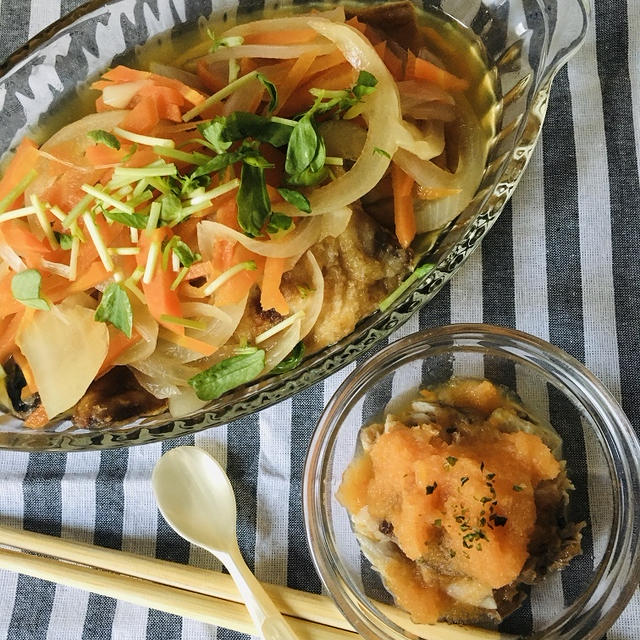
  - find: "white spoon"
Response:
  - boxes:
[152,446,298,640]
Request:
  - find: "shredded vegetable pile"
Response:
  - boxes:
[0,4,486,428]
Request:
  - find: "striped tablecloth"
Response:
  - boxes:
[0,1,638,638]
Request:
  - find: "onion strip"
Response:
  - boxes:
[223,7,345,37]
[292,251,324,340]
[261,318,302,373]
[273,19,402,218]
[401,97,487,232]
[198,217,322,258]
[204,42,334,63]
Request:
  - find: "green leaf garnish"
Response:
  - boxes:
[190,147,250,180]
[353,70,378,98]
[176,172,211,197]
[87,129,121,150]
[283,110,328,186]
[266,212,293,234]
[188,348,266,400]
[242,153,274,170]
[172,240,201,268]
[54,232,74,250]
[309,133,326,173]
[286,165,328,187]
[237,163,271,237]
[271,342,304,374]
[308,71,378,117]
[257,72,278,113]
[103,209,149,229]
[197,113,292,161]
[11,269,50,311]
[277,187,311,213]
[94,282,133,338]
[199,119,233,154]
[159,193,183,226]
[285,114,318,176]
[213,112,293,148]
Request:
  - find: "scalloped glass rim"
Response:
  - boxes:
[0,0,589,450]
[302,324,640,640]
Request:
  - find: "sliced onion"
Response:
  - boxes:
[149,62,205,90]
[197,205,351,259]
[276,19,403,217]
[397,80,454,107]
[281,252,303,273]
[36,150,95,171]
[224,7,345,38]
[417,120,445,156]
[0,242,26,272]
[168,386,208,418]
[318,206,352,241]
[289,251,324,340]
[39,111,128,159]
[61,292,97,310]
[16,304,109,418]
[181,301,230,318]
[26,110,128,201]
[394,149,458,190]
[130,352,198,390]
[405,102,457,122]
[398,121,445,161]
[198,217,322,258]
[182,297,247,363]
[132,369,181,399]
[204,42,334,63]
[406,97,487,232]
[318,120,367,161]
[40,258,70,279]
[262,317,302,373]
[102,80,148,108]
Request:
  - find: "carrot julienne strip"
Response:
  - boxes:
[274,52,317,115]
[391,163,416,249]
[260,257,289,315]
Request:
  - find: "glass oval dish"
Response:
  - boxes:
[0,0,589,450]
[302,324,640,640]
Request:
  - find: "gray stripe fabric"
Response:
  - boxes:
[0,0,639,639]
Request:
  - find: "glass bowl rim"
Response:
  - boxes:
[302,323,640,640]
[0,0,590,450]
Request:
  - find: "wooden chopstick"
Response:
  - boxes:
[0,525,346,630]
[0,525,510,640]
[0,546,353,640]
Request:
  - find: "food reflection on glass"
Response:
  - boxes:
[338,378,584,625]
[0,2,495,429]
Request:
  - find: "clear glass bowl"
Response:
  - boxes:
[0,0,589,449]
[302,324,640,640]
